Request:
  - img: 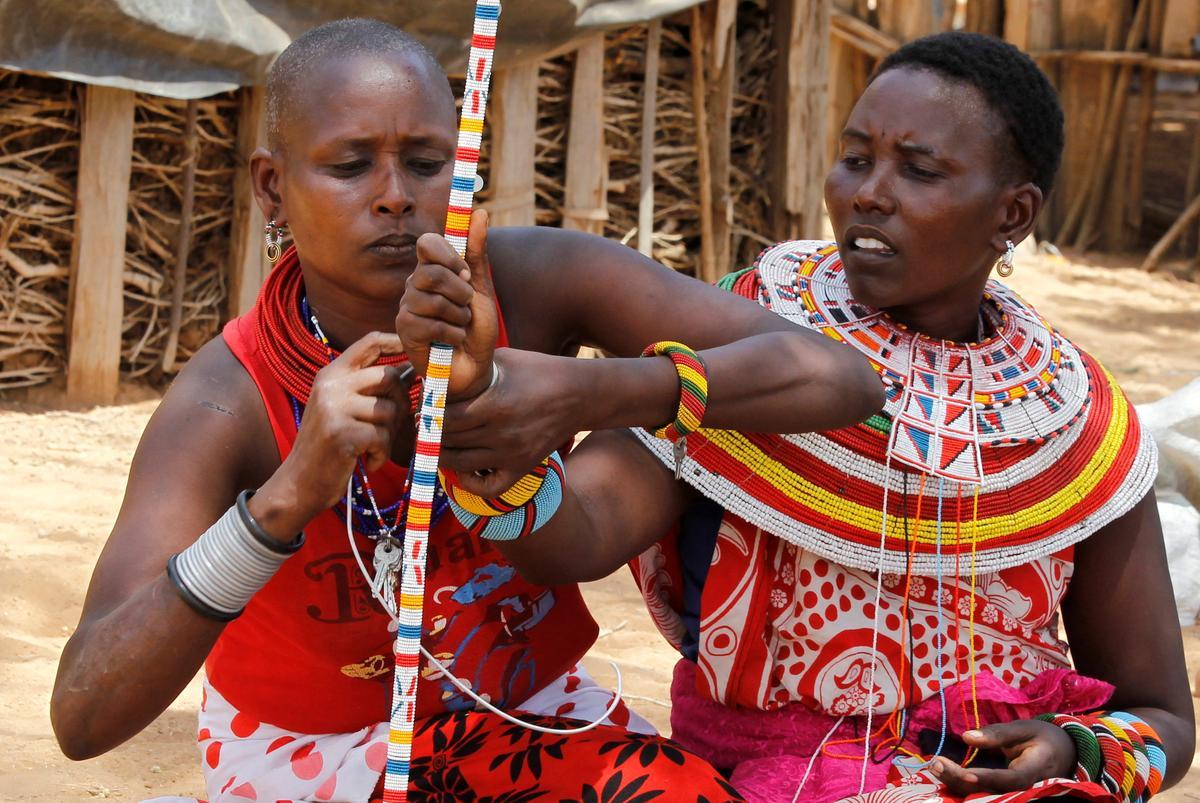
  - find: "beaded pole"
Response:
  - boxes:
[382,1,500,799]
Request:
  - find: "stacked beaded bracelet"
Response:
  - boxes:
[166,490,304,621]
[1037,711,1165,801]
[442,451,566,541]
[642,341,709,440]
[641,341,709,478]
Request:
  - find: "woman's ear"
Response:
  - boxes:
[993,181,1043,255]
[249,147,286,226]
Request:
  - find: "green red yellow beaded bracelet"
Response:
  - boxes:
[641,341,709,479]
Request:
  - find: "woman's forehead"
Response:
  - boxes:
[277,51,456,147]
[849,68,1001,148]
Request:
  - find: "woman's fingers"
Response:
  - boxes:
[414,232,470,282]
[929,758,982,795]
[402,288,474,327]
[340,331,406,369]
[396,314,469,350]
[962,722,1035,751]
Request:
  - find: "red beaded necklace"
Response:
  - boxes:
[254,245,420,409]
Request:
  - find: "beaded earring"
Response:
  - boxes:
[264,218,285,264]
[996,239,1015,278]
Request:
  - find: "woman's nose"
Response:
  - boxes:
[373,164,415,217]
[851,167,896,217]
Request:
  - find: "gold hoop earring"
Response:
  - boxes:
[996,239,1015,278]
[264,219,285,264]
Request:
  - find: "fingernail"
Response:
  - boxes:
[963,729,983,739]
[931,761,943,773]
[964,773,978,784]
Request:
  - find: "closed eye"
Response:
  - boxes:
[904,163,942,180]
[409,159,448,176]
[330,159,370,176]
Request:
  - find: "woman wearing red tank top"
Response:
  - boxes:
[51,19,881,803]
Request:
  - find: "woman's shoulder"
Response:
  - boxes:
[146,334,277,485]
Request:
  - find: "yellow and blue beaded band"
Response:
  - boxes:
[443,451,565,541]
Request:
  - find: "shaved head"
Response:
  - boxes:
[266,18,452,150]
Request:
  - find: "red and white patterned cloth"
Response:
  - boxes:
[145,664,653,803]
[638,512,1074,715]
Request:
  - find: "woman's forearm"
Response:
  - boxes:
[1123,707,1195,788]
[566,330,882,435]
[52,573,224,760]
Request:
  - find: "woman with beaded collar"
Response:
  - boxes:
[402,31,1195,803]
[49,18,884,802]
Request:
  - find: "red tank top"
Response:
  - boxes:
[209,308,598,734]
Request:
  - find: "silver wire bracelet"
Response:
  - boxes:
[166,490,304,621]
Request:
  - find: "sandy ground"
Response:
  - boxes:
[3,251,1200,802]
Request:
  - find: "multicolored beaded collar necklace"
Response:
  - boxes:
[644,239,1154,577]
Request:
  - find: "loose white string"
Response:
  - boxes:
[859,452,894,794]
[344,476,624,735]
[790,715,847,803]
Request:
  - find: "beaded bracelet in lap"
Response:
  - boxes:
[442,452,565,541]
[1038,711,1165,801]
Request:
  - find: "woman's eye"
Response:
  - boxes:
[841,155,869,169]
[331,160,369,175]
[906,164,941,180]
[410,159,447,175]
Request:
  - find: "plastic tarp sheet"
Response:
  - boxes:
[1139,378,1200,625]
[0,0,702,98]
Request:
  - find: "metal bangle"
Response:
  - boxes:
[167,496,300,620]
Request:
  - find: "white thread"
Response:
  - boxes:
[859,453,895,795]
[791,715,847,803]
[344,476,625,735]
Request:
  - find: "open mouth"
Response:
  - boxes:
[851,236,897,256]
[842,225,899,259]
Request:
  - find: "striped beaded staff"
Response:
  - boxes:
[383,1,501,799]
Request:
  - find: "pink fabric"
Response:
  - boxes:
[668,658,1113,802]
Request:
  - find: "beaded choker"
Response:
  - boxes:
[637,240,1157,575]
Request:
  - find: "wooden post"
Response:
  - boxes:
[773,0,832,241]
[162,99,199,373]
[1004,0,1057,51]
[562,35,608,235]
[486,62,538,227]
[228,86,268,319]
[1127,0,1167,242]
[1159,0,1199,58]
[827,2,868,170]
[1055,0,1119,242]
[638,20,663,257]
[1074,0,1148,250]
[965,0,1004,35]
[66,85,135,405]
[878,0,937,42]
[706,0,737,277]
[690,8,718,283]
[1183,122,1200,255]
